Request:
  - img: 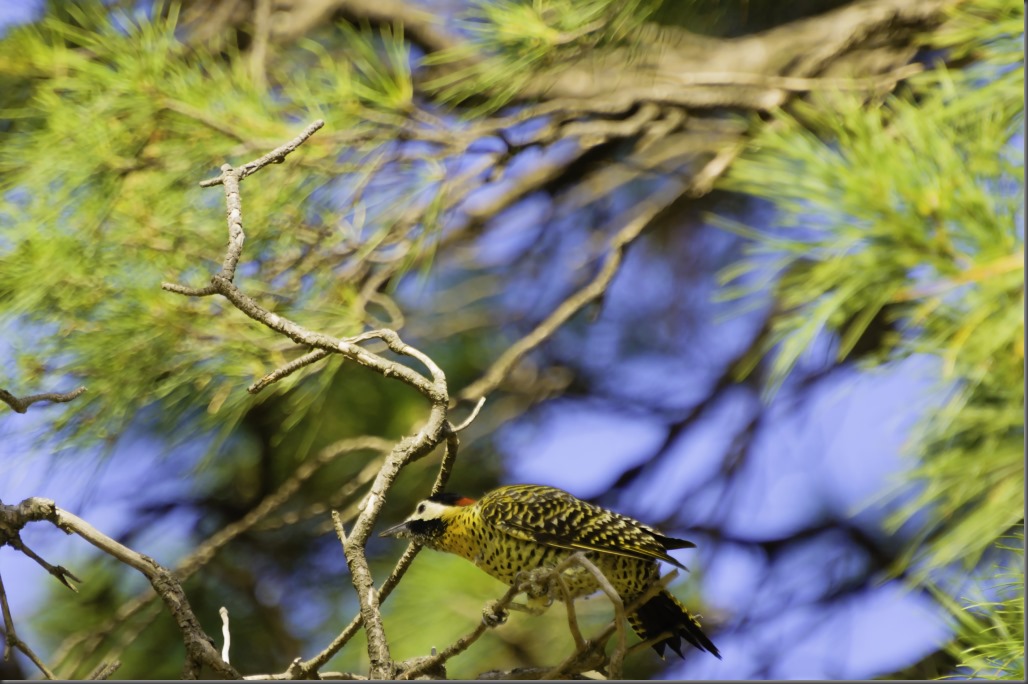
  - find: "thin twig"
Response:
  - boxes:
[160,100,248,143]
[625,630,677,657]
[187,437,392,569]
[220,607,231,664]
[432,432,461,496]
[0,386,86,414]
[552,572,587,652]
[248,348,333,394]
[197,120,325,188]
[332,511,349,545]
[543,568,681,680]
[51,598,163,679]
[595,572,679,675]
[450,396,487,433]
[202,274,440,398]
[87,660,121,680]
[7,536,81,591]
[261,452,386,532]
[398,552,627,680]
[555,555,626,681]
[459,137,752,404]
[161,282,216,296]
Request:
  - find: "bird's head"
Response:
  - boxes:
[379,492,476,544]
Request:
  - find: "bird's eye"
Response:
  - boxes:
[416,503,426,514]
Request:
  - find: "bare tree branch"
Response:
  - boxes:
[160,121,465,678]
[342,402,449,678]
[1,498,239,679]
[333,514,392,676]
[287,421,471,678]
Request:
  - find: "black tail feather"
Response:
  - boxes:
[652,532,697,550]
[628,590,721,660]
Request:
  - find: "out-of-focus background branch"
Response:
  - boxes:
[0,0,1022,680]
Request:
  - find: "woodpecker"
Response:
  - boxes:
[380,484,720,659]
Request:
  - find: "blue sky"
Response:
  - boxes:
[0,2,42,35]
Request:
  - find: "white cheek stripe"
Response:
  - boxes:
[408,500,454,522]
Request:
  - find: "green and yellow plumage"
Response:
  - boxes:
[380,484,720,659]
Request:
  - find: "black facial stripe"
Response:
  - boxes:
[408,518,446,538]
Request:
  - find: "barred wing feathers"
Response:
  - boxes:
[478,485,693,569]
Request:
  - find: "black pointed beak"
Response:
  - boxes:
[379,521,410,538]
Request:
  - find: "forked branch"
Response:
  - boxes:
[160,121,473,679]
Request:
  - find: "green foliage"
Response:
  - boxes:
[927,0,1024,65]
[716,0,1024,677]
[931,532,1024,681]
[333,21,414,111]
[0,1,435,451]
[717,90,1021,392]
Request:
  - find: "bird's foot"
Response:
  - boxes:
[514,566,559,601]
[506,596,551,615]
[482,600,509,626]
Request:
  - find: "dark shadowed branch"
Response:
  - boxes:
[458,140,747,404]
